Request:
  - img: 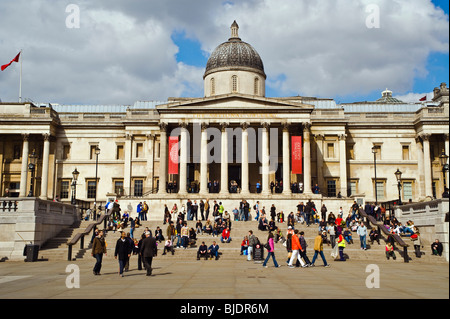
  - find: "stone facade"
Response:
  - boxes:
[0,23,449,214]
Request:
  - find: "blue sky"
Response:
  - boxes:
[171,0,449,103]
[0,0,448,105]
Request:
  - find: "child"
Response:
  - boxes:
[385,242,396,260]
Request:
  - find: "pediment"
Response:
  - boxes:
[156,93,315,114]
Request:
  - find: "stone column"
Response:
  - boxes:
[261,122,270,195]
[415,136,425,199]
[314,134,324,193]
[303,123,312,194]
[339,134,348,197]
[282,123,291,195]
[200,123,209,194]
[124,133,133,196]
[146,133,155,193]
[40,134,51,199]
[179,122,188,195]
[241,122,250,195]
[422,134,433,197]
[220,122,229,194]
[158,123,168,195]
[445,134,449,191]
[19,134,29,197]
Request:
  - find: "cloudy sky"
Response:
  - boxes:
[0,0,448,105]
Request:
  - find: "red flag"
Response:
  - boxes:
[168,136,179,175]
[419,96,426,101]
[1,52,21,71]
[291,136,303,174]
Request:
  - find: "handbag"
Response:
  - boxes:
[264,242,271,250]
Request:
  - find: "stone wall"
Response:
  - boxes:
[0,198,78,261]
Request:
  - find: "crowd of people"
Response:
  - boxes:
[91,198,444,276]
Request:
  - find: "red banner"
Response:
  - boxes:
[168,136,179,175]
[291,136,302,174]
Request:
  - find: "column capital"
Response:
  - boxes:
[159,122,168,132]
[220,122,229,132]
[444,133,449,141]
[338,134,347,141]
[314,134,325,141]
[282,122,290,132]
[125,133,134,141]
[42,133,51,141]
[201,122,209,131]
[146,133,155,140]
[179,121,189,129]
[302,122,312,131]
[261,121,270,130]
[420,133,432,141]
[241,122,250,131]
[22,133,30,141]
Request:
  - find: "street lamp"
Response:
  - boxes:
[27,149,37,197]
[372,146,379,205]
[94,146,100,220]
[71,168,80,205]
[395,168,402,205]
[439,151,449,196]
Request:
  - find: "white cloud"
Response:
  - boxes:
[0,0,448,104]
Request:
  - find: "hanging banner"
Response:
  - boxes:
[168,136,179,175]
[291,136,303,174]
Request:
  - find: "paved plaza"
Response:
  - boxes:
[0,255,448,300]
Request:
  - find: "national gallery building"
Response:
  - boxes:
[0,22,449,215]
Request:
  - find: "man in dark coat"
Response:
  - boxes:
[115,231,133,277]
[140,231,157,276]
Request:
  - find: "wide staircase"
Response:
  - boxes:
[38,215,447,264]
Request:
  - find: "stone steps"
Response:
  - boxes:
[37,219,447,264]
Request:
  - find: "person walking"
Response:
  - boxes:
[115,231,133,277]
[337,232,346,261]
[140,231,157,276]
[412,231,422,258]
[288,229,306,268]
[311,231,330,267]
[262,232,280,268]
[357,222,368,250]
[299,231,312,266]
[91,230,107,275]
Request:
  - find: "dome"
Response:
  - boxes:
[376,89,404,103]
[203,21,266,79]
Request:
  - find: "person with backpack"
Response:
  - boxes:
[262,232,280,268]
[247,230,258,261]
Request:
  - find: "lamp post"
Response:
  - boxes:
[372,146,379,205]
[94,146,100,220]
[27,149,37,197]
[439,151,449,197]
[71,168,80,205]
[395,168,402,205]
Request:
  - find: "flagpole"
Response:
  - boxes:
[19,49,22,103]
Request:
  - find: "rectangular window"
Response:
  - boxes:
[63,144,71,160]
[402,145,410,160]
[136,143,144,158]
[349,181,357,196]
[116,145,124,160]
[376,181,384,200]
[114,180,124,196]
[347,144,355,160]
[403,182,412,201]
[373,144,381,160]
[87,180,97,199]
[60,180,70,199]
[327,143,335,158]
[90,145,98,160]
[134,180,143,197]
[327,180,336,197]
[13,145,21,160]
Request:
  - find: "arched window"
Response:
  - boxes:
[232,75,238,93]
[254,77,259,95]
[211,78,215,95]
